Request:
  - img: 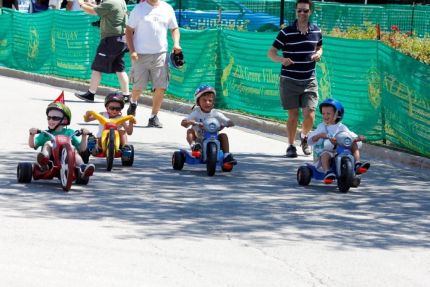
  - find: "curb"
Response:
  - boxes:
[1,67,429,178]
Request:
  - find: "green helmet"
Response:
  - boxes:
[46,102,72,125]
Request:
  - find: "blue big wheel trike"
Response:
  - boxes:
[297,131,367,193]
[172,118,235,176]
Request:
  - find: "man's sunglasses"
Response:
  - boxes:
[297,9,310,13]
[108,106,122,111]
[47,116,63,121]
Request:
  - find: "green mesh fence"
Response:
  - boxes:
[167,0,430,36]
[0,8,429,157]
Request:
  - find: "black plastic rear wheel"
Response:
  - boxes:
[17,162,33,183]
[297,166,312,186]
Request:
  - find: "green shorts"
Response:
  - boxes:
[279,77,319,110]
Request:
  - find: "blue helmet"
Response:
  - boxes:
[194,84,216,106]
[169,51,185,69]
[319,98,344,123]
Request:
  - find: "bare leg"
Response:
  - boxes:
[130,89,141,102]
[287,109,299,145]
[152,88,166,115]
[89,70,102,93]
[116,71,129,95]
[352,142,360,162]
[120,130,128,145]
[186,129,197,145]
[302,107,315,135]
[219,133,230,153]
[321,153,332,172]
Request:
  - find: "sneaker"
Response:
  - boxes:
[87,135,97,152]
[123,94,130,103]
[286,145,298,158]
[74,91,95,102]
[301,136,311,156]
[223,153,237,165]
[355,161,370,175]
[323,172,336,184]
[127,102,137,116]
[37,151,50,170]
[80,164,95,179]
[148,115,163,128]
[191,143,202,151]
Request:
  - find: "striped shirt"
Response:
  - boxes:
[272,20,322,81]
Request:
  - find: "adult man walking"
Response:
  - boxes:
[74,0,130,102]
[268,0,322,158]
[125,0,181,128]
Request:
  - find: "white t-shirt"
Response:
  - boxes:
[184,107,230,140]
[307,122,358,163]
[96,111,125,138]
[127,1,178,54]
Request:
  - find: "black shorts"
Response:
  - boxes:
[91,35,127,73]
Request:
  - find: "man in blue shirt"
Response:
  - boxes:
[268,0,322,158]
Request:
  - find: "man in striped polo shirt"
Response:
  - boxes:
[268,0,322,158]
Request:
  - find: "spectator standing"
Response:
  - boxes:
[125,0,181,128]
[1,0,19,9]
[268,0,322,158]
[74,0,130,102]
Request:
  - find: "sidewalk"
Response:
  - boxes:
[1,67,429,178]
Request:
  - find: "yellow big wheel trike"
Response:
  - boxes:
[82,111,136,171]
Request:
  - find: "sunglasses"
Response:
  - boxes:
[297,9,310,13]
[47,116,63,121]
[108,106,122,111]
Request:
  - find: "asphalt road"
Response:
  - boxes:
[1,75,429,287]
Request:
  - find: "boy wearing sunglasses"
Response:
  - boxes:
[83,92,135,155]
[268,0,323,159]
[28,99,95,179]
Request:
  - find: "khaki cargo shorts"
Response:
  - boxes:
[130,52,169,90]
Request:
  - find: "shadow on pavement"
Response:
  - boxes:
[2,144,430,250]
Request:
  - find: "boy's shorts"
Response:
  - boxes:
[130,52,169,91]
[279,77,318,110]
[91,35,127,74]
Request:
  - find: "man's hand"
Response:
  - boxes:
[130,52,138,62]
[281,57,294,66]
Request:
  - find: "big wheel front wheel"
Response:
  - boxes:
[337,157,353,193]
[106,129,115,171]
[206,142,217,176]
[60,144,75,192]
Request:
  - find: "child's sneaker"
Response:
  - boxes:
[355,161,370,175]
[80,164,95,179]
[323,172,336,184]
[87,135,97,153]
[223,153,237,165]
[191,143,202,157]
[37,151,50,171]
[191,143,202,151]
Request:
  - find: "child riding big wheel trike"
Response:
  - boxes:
[172,118,235,176]
[17,129,92,191]
[81,111,136,171]
[297,131,368,193]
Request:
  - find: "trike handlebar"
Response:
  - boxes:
[85,111,136,127]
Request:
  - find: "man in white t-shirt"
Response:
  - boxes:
[125,0,181,128]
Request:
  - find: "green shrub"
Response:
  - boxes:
[328,23,430,65]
